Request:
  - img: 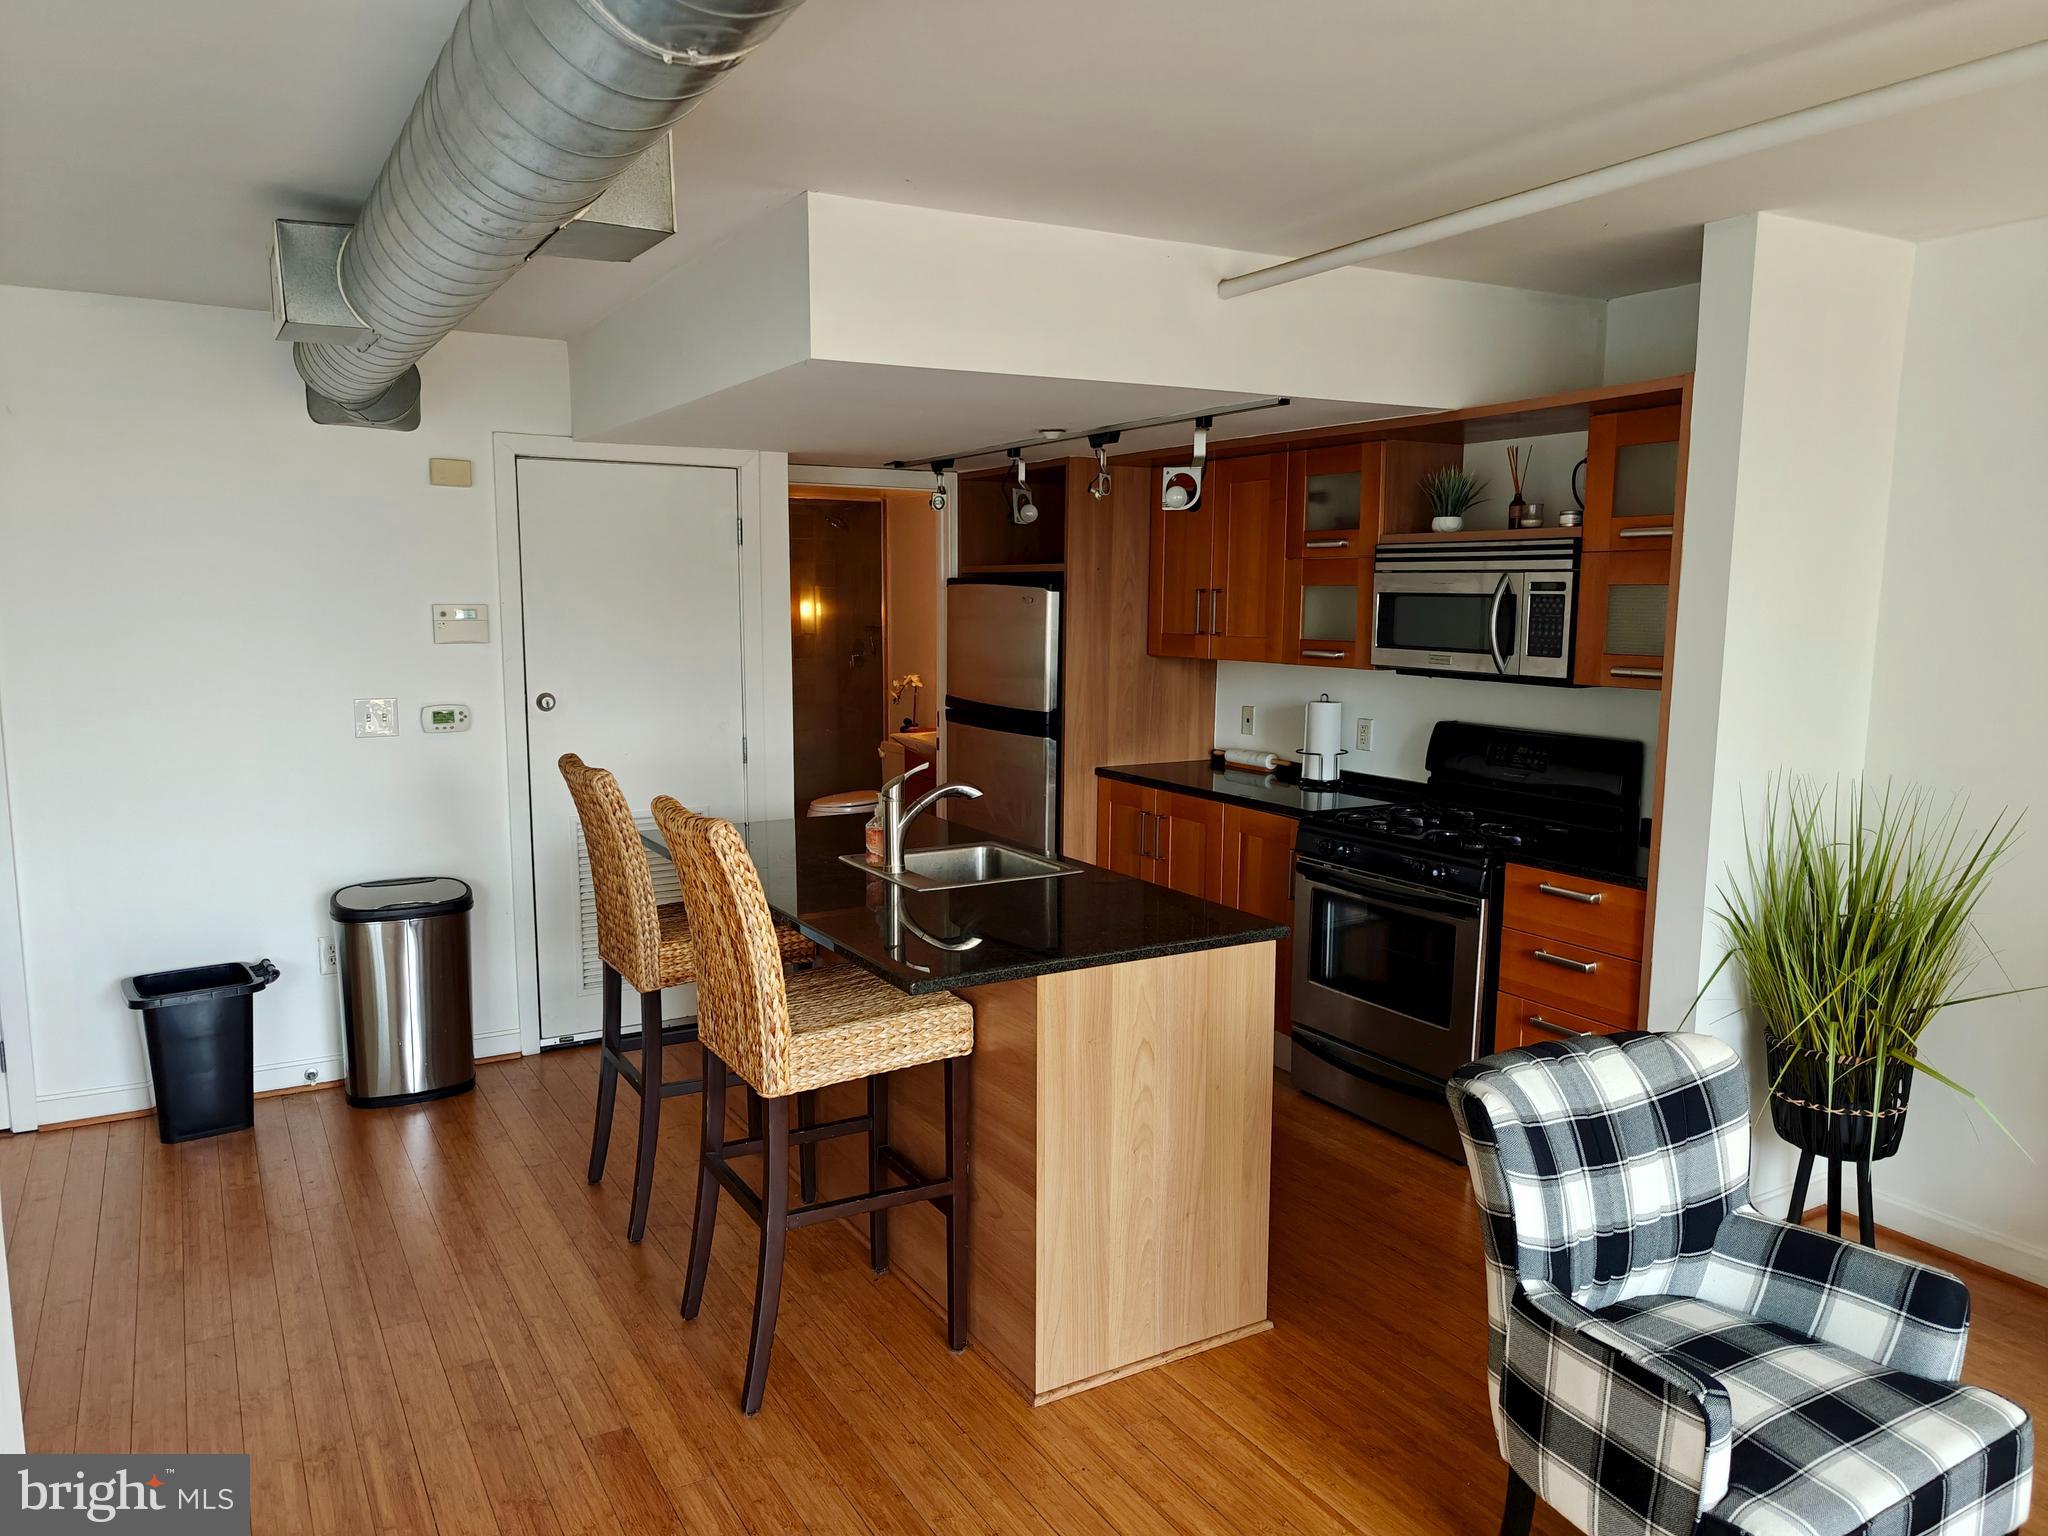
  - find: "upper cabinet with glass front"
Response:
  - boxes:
[1286,444,1380,558]
[1582,405,1682,552]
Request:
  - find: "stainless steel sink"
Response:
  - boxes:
[840,842,1082,892]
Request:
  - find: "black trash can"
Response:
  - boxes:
[121,959,278,1143]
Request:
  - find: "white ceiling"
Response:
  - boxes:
[4,0,2046,336]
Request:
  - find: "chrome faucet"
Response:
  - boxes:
[879,763,983,874]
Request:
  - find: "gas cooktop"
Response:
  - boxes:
[1312,798,1612,859]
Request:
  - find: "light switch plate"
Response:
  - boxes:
[428,457,473,487]
[355,697,398,738]
[432,603,489,644]
[1240,705,1256,735]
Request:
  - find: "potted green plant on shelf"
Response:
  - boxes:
[1705,779,2030,1185]
[1420,464,1488,533]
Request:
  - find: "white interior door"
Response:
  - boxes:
[518,457,748,1044]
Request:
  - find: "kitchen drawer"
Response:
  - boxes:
[1501,863,1645,958]
[1495,990,1625,1052]
[1497,928,1641,1031]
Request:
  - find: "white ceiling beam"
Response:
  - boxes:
[1218,39,2048,300]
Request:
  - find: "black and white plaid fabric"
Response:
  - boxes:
[1448,1032,2035,1536]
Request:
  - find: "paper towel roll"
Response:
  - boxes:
[1300,696,1344,783]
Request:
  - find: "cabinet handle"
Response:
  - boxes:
[1525,1014,1591,1039]
[1537,882,1602,904]
[1301,649,1347,660]
[1609,666,1664,680]
[1192,590,1206,637]
[1304,538,1349,550]
[1618,526,1674,539]
[1208,587,1225,634]
[1140,811,1154,860]
[1533,949,1599,974]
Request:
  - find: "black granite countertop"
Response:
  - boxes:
[1097,760,1651,888]
[642,815,1286,995]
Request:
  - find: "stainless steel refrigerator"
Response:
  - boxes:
[943,575,1061,853]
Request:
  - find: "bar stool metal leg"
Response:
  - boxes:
[944,1054,971,1352]
[741,1094,792,1415]
[589,965,622,1184]
[868,1072,891,1275]
[682,1051,725,1321]
[1856,1156,1876,1247]
[627,988,663,1243]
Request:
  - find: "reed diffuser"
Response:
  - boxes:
[1506,444,1539,527]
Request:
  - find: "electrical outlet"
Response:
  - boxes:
[1239,705,1257,735]
[317,935,338,976]
[1355,717,1374,752]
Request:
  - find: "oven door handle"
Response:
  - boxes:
[1295,859,1484,921]
[1487,573,1511,675]
[1292,1030,1454,1104]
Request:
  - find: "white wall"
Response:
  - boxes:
[1603,284,1701,383]
[0,287,570,1123]
[1215,665,1662,802]
[1651,215,1916,1201]
[1856,218,2048,1281]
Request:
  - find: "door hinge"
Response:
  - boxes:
[736,515,745,546]
[0,1037,8,1073]
[741,735,749,764]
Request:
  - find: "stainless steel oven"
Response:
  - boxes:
[1370,539,1576,681]
[1290,853,1487,1155]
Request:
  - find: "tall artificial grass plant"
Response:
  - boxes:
[1707,778,2030,1151]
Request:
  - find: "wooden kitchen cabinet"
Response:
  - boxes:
[1093,779,1223,902]
[1287,443,1381,559]
[1575,549,1672,690]
[1583,405,1682,552]
[1099,776,1154,879]
[1147,454,1286,662]
[1497,862,1646,1033]
[1220,803,1297,1033]
[1285,558,1370,668]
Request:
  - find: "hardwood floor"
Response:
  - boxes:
[5,1049,2042,1535]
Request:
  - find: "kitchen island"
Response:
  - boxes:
[644,814,1285,1404]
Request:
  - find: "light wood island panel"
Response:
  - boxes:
[803,941,1275,1402]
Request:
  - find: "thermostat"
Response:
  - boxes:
[421,704,471,734]
[432,603,489,644]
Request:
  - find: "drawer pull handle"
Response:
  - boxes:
[1610,666,1664,680]
[1618,526,1674,539]
[1537,882,1602,905]
[1526,1014,1590,1039]
[1301,648,1348,659]
[1533,949,1598,974]
[1304,538,1350,550]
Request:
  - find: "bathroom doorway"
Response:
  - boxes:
[787,485,944,820]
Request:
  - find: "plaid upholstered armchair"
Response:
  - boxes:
[1448,1031,2033,1536]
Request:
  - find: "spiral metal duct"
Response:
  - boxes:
[293,0,806,425]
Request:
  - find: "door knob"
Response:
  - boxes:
[534,692,557,712]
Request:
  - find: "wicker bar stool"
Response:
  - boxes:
[652,797,974,1416]
[558,755,814,1242]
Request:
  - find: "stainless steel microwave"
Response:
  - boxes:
[1370,539,1576,682]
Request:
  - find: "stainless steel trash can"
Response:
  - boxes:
[331,877,475,1107]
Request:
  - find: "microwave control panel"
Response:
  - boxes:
[1526,585,1569,660]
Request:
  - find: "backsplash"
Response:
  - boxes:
[1214,662,1664,807]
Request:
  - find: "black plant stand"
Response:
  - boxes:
[1785,1148,1877,1247]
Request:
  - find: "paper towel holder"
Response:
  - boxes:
[1298,692,1348,788]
